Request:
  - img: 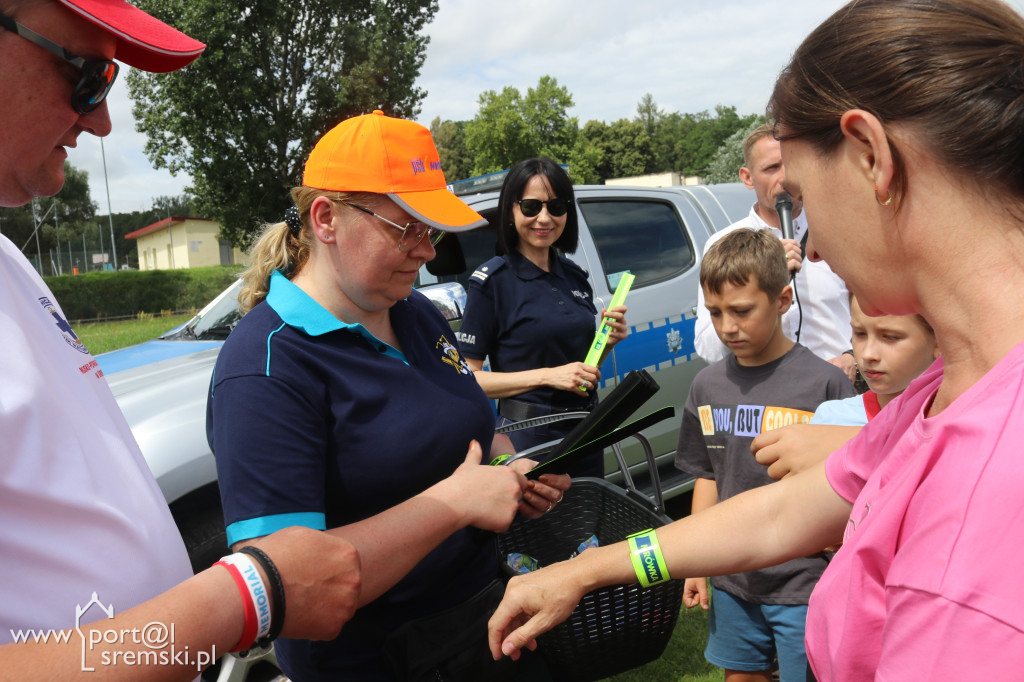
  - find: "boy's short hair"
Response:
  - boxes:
[701,228,789,299]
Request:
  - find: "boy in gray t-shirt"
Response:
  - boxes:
[675,228,854,682]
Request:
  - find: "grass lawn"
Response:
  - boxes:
[605,604,720,681]
[76,312,193,356]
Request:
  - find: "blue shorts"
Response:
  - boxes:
[705,587,809,682]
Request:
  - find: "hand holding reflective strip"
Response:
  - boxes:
[581,273,634,391]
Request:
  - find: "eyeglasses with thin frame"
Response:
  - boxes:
[515,197,572,218]
[0,11,119,115]
[348,203,445,252]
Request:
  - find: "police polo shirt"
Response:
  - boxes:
[459,250,598,409]
[208,272,498,674]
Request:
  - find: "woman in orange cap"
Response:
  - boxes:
[208,111,565,681]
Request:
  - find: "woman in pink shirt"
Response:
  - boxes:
[487,1,1024,679]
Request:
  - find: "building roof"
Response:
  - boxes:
[124,216,215,240]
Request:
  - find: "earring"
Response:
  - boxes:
[874,185,893,206]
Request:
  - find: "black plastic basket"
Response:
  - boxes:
[494,476,685,682]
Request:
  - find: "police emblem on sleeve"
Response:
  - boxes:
[436,335,471,374]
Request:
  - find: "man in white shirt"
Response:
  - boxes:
[0,1,359,677]
[694,124,855,380]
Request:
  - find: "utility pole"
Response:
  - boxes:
[101,138,118,269]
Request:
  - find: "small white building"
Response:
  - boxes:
[605,172,702,187]
[126,216,247,270]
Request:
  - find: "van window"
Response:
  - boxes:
[418,208,501,289]
[578,200,695,289]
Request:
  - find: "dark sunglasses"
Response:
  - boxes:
[515,197,572,218]
[0,11,119,114]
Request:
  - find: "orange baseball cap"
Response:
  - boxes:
[303,110,486,232]
[56,0,205,73]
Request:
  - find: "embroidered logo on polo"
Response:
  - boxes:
[571,289,590,301]
[697,403,813,437]
[40,296,89,354]
[436,334,471,374]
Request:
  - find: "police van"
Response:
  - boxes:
[416,183,754,499]
[97,181,752,578]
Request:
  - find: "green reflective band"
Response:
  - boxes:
[626,528,671,588]
[489,453,512,466]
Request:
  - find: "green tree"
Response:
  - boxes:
[127,0,438,248]
[579,118,653,182]
[429,117,473,183]
[464,86,531,174]
[635,93,664,139]
[464,76,579,175]
[639,102,760,178]
[522,76,578,158]
[703,117,766,184]
[0,163,97,273]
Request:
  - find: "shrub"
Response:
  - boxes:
[45,265,245,321]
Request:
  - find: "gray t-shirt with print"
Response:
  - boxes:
[675,343,856,604]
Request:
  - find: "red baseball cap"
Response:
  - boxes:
[55,0,205,72]
[303,110,486,233]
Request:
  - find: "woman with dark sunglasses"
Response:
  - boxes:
[459,158,628,477]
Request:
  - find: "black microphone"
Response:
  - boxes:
[775,193,795,241]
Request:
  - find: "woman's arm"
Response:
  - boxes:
[234,441,529,608]
[487,460,851,660]
[466,358,599,399]
[3,527,360,681]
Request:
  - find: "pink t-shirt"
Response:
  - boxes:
[806,345,1024,680]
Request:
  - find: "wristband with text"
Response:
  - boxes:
[219,553,272,643]
[626,528,671,588]
[215,556,260,653]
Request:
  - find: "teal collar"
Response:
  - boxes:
[266,270,406,363]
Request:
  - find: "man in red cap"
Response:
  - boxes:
[0,2,361,677]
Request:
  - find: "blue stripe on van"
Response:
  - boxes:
[598,315,698,388]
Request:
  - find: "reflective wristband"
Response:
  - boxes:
[215,554,262,652]
[626,528,671,588]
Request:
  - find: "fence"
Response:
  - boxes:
[24,247,134,277]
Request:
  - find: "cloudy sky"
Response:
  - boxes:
[74,0,1024,214]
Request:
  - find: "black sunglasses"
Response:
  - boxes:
[0,11,119,114]
[515,197,572,218]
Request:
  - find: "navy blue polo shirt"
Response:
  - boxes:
[207,271,498,680]
[458,250,598,409]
